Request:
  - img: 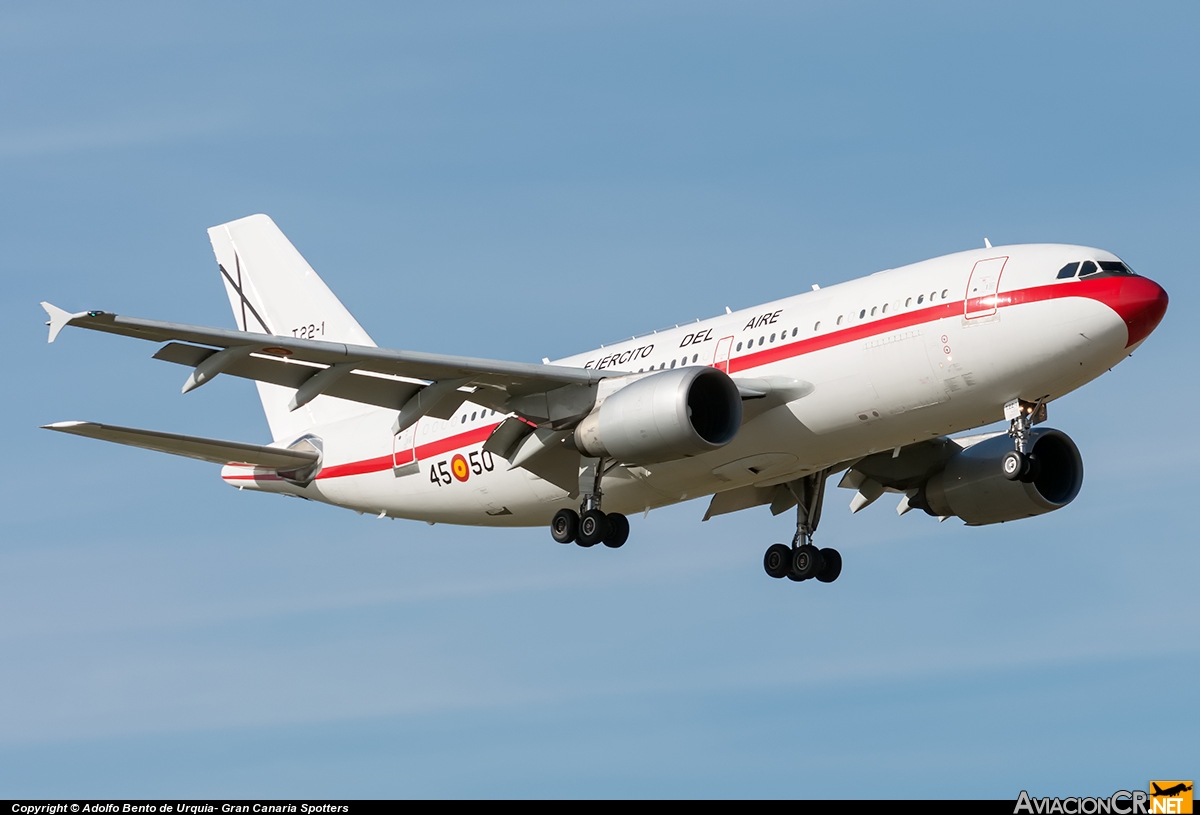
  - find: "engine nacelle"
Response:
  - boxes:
[573,366,742,464]
[918,428,1084,525]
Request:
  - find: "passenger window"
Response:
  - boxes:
[813,321,820,331]
[837,316,843,326]
[670,360,676,369]
[859,309,865,319]
[1079,261,1098,277]
[941,289,948,298]
[917,295,924,304]
[870,306,877,316]
[905,297,912,307]
[692,354,698,363]
[792,328,798,337]
[770,333,776,342]
[758,337,765,346]
[736,342,743,352]
[1057,262,1080,279]
[471,412,477,421]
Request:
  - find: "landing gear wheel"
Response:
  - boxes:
[1002,450,1025,481]
[791,544,824,581]
[550,509,578,544]
[577,509,609,547]
[603,513,629,548]
[816,547,842,583]
[763,543,791,579]
[1018,454,1041,483]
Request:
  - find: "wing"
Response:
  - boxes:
[701,435,975,522]
[42,303,619,431]
[42,304,806,438]
[42,421,319,470]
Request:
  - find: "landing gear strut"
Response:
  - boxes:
[763,470,842,584]
[1002,397,1047,483]
[547,458,630,549]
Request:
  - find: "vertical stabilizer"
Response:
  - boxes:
[208,214,381,442]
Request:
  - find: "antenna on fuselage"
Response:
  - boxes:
[984,238,993,249]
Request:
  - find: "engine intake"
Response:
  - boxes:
[919,428,1084,525]
[574,366,742,464]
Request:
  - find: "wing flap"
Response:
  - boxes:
[153,342,425,410]
[42,421,319,469]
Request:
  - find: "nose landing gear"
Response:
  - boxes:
[763,470,842,584]
[1002,397,1047,483]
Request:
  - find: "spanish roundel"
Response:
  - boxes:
[451,454,470,482]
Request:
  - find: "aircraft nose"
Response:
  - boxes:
[1111,274,1168,347]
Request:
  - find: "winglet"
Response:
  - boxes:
[40,302,87,343]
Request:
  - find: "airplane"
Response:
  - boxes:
[40,215,1169,584]
[1152,784,1193,798]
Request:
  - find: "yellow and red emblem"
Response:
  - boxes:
[451,454,470,482]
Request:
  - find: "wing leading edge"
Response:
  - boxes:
[41,303,621,431]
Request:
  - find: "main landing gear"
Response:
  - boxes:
[548,458,630,549]
[763,470,842,584]
[1001,397,1047,483]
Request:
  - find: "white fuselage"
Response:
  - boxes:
[222,243,1157,526]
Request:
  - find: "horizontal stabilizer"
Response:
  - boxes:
[42,421,319,469]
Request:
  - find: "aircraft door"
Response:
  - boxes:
[964,257,1007,320]
[393,419,419,472]
[713,336,734,373]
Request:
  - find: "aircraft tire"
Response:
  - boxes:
[763,543,791,578]
[1019,454,1042,483]
[603,513,630,548]
[577,509,609,547]
[1001,450,1025,481]
[791,544,824,581]
[551,509,579,544]
[816,547,842,583]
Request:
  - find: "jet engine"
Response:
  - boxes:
[915,428,1084,525]
[573,366,742,464]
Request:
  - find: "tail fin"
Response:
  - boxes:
[208,214,382,441]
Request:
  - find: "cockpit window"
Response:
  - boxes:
[1059,259,1136,280]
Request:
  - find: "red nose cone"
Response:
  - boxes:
[1112,276,1168,347]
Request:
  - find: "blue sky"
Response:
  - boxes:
[1,1,1196,798]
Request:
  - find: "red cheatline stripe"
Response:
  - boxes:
[223,278,1128,483]
[313,422,500,479]
[728,300,961,374]
[222,422,503,481]
[726,276,1128,374]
